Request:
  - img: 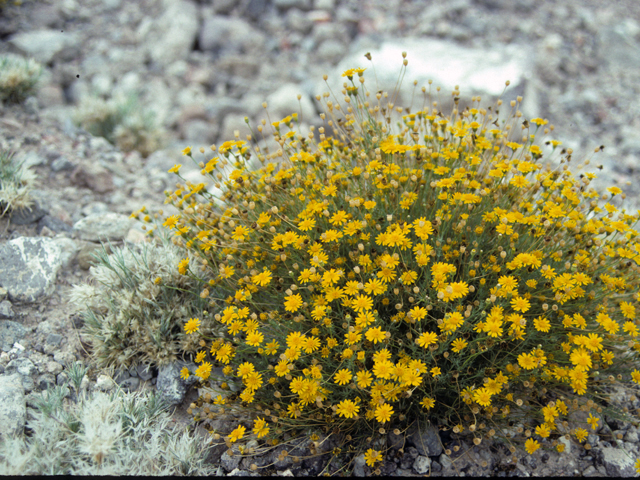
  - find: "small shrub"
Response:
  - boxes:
[0,53,42,104]
[0,148,36,217]
[73,94,164,157]
[0,371,218,475]
[69,231,222,374]
[133,54,640,471]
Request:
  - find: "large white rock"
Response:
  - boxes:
[9,29,79,64]
[317,38,531,111]
[145,0,199,67]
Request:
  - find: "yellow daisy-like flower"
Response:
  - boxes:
[253,417,270,438]
[179,367,190,380]
[365,326,387,344]
[420,396,435,410]
[334,368,353,385]
[195,361,212,380]
[364,448,383,467]
[181,146,192,155]
[228,425,246,443]
[284,293,304,312]
[524,438,540,454]
[336,399,360,419]
[416,331,438,348]
[574,428,588,443]
[168,164,182,174]
[184,317,200,334]
[374,403,393,423]
[252,269,272,286]
[451,338,468,353]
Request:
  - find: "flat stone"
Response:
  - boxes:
[0,237,64,303]
[72,212,132,242]
[0,374,25,438]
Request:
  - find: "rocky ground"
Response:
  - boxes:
[1,0,640,476]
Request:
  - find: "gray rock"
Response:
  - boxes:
[5,358,37,377]
[156,361,197,406]
[0,374,26,437]
[408,423,443,457]
[413,455,431,474]
[0,237,64,303]
[598,20,640,70]
[8,199,48,225]
[70,163,115,194]
[136,364,153,381]
[45,333,64,347]
[221,447,242,472]
[8,29,79,64]
[95,374,115,391]
[0,320,27,352]
[72,212,132,242]
[145,0,199,67]
[600,446,636,477]
[352,453,366,476]
[212,0,238,14]
[286,9,314,34]
[119,377,140,392]
[37,373,56,390]
[274,0,311,10]
[198,16,265,56]
[0,301,15,319]
[51,156,75,172]
[266,83,316,124]
[316,39,346,65]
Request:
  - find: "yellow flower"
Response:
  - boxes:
[251,269,272,286]
[246,330,264,347]
[535,423,551,438]
[336,399,360,418]
[635,459,640,475]
[181,146,192,155]
[179,367,190,380]
[511,296,531,313]
[574,428,588,443]
[364,448,383,467]
[473,387,492,407]
[533,316,551,333]
[334,368,353,385]
[451,338,468,353]
[587,413,599,431]
[374,403,393,423]
[195,361,212,380]
[631,369,640,384]
[416,331,438,348]
[356,370,373,389]
[253,417,270,438]
[420,397,435,410]
[194,350,206,363]
[365,326,387,344]
[284,293,304,312]
[229,425,246,443]
[430,366,442,377]
[184,317,200,334]
[524,438,540,454]
[168,163,182,173]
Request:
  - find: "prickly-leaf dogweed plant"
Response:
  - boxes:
[133,54,640,469]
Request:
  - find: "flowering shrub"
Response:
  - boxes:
[0,147,36,217]
[0,53,42,104]
[73,93,164,157]
[133,54,640,472]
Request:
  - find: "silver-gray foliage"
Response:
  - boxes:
[0,382,217,475]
